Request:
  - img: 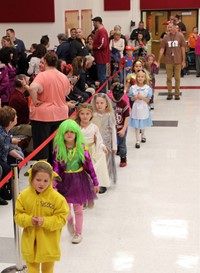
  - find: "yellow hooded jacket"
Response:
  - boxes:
[14,170,69,263]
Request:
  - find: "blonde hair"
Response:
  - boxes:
[136,69,150,85]
[113,30,121,37]
[91,93,114,114]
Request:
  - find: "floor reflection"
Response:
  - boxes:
[112,252,134,272]
[151,219,188,239]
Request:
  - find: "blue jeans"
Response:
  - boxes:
[117,130,127,158]
[96,63,107,93]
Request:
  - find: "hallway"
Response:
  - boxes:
[0,70,200,273]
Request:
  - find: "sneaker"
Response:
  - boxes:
[0,197,8,205]
[67,222,74,234]
[175,95,180,100]
[150,103,154,110]
[141,137,146,143]
[99,187,107,194]
[72,233,82,244]
[120,157,127,167]
[120,162,127,167]
[167,94,173,100]
[135,142,140,149]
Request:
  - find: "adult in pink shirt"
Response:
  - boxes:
[29,52,70,162]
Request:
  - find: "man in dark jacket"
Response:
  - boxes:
[69,28,89,62]
[130,21,150,42]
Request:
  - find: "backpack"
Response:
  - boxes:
[110,47,121,64]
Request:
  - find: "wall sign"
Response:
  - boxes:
[0,0,55,22]
[104,0,130,11]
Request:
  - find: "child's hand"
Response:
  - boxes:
[32,216,44,226]
[153,60,158,67]
[32,216,38,226]
[112,149,117,154]
[118,128,126,137]
[37,217,44,226]
[94,186,99,194]
[130,96,135,101]
[103,146,108,155]
[137,94,144,100]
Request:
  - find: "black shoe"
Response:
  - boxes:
[135,143,140,149]
[0,197,8,205]
[99,187,107,194]
[167,95,173,100]
[141,138,146,143]
[196,75,200,77]
[175,96,180,100]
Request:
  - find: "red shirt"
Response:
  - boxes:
[93,27,110,64]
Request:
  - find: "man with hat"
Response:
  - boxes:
[92,16,110,93]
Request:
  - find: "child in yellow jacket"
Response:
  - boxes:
[15,161,69,273]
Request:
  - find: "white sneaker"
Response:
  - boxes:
[71,233,82,244]
[67,222,74,234]
[150,103,154,110]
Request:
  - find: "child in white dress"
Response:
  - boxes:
[91,93,117,192]
[129,70,152,149]
[76,104,110,192]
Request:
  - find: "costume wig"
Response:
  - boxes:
[53,119,85,163]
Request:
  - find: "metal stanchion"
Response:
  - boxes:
[1,164,27,273]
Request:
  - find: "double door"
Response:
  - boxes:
[65,9,92,39]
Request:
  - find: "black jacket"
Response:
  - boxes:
[69,38,89,62]
[130,28,150,41]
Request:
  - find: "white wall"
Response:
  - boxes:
[0,0,140,50]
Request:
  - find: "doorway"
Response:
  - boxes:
[65,9,92,39]
[142,10,198,65]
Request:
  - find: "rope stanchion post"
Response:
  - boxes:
[1,164,27,273]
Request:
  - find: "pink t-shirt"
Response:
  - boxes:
[30,70,70,122]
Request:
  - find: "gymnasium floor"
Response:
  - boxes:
[0,70,200,273]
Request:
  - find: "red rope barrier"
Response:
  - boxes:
[0,66,123,189]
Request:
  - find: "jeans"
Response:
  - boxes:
[96,63,107,93]
[196,54,200,76]
[117,130,127,158]
[166,63,181,96]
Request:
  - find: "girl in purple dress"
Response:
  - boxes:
[53,119,99,244]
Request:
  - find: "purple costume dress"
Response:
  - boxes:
[53,146,98,205]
